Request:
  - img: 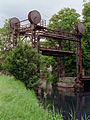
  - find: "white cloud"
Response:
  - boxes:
[0,0,84,28]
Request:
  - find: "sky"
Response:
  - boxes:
[0,0,86,28]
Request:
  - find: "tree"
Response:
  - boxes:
[43,8,81,77]
[82,2,90,75]
[4,41,40,89]
[0,19,12,70]
[48,8,80,32]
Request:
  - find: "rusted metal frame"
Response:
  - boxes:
[80,40,82,79]
[21,34,29,41]
[57,40,62,80]
[39,47,75,53]
[41,52,74,57]
[20,32,35,47]
[13,29,18,46]
[32,31,36,47]
[39,34,80,42]
[37,36,40,73]
[31,30,40,48]
[19,25,78,41]
[16,19,28,24]
[19,27,31,34]
[40,48,75,56]
[37,26,78,37]
[37,34,69,80]
[76,36,82,82]
[19,25,79,42]
[37,36,40,53]
[48,31,78,40]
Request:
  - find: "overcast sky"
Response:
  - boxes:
[0,0,87,28]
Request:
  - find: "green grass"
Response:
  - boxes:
[0,74,63,120]
[0,74,89,120]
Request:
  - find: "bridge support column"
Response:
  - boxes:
[76,36,82,82]
[37,36,40,73]
[57,40,63,81]
[13,29,18,46]
[57,57,62,81]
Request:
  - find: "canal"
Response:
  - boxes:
[38,85,90,120]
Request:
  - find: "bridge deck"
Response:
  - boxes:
[40,47,75,57]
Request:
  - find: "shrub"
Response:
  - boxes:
[0,64,2,71]
[4,41,40,89]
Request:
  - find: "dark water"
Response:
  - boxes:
[38,85,90,120]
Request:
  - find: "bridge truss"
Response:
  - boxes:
[9,10,87,82]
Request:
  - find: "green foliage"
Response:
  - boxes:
[82,2,90,75]
[82,2,90,22]
[45,8,80,51]
[41,67,54,89]
[0,75,89,120]
[48,106,63,120]
[40,55,58,82]
[0,63,2,71]
[4,41,40,89]
[0,19,12,70]
[48,8,80,32]
[44,8,80,77]
[0,74,63,120]
[64,55,77,76]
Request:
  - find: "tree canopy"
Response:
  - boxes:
[82,2,90,75]
[44,8,81,77]
[48,8,80,32]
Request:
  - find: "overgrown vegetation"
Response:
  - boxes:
[0,75,63,120]
[82,2,90,75]
[4,41,40,89]
[0,74,89,120]
[0,2,90,120]
[0,2,89,81]
[41,8,80,78]
[41,3,90,77]
[0,19,11,71]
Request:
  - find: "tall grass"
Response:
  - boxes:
[0,75,63,120]
[0,75,89,120]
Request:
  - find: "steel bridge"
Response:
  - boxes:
[8,10,90,84]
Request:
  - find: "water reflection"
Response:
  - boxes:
[39,86,90,120]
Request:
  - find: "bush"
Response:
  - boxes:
[4,41,40,89]
[0,64,2,71]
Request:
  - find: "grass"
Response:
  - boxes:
[0,74,63,120]
[0,74,89,120]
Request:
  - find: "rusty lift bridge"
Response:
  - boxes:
[9,10,89,84]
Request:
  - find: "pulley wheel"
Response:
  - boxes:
[76,23,85,35]
[28,10,41,24]
[10,17,20,29]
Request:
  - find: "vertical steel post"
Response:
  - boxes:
[57,40,62,81]
[13,29,18,46]
[33,31,36,48]
[76,36,82,82]
[37,36,40,73]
